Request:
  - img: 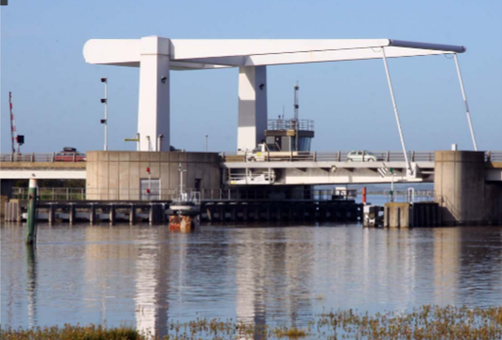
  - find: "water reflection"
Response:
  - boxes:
[234,228,313,339]
[1,224,502,338]
[433,228,460,305]
[26,245,37,328]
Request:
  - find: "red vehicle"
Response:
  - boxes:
[55,147,86,162]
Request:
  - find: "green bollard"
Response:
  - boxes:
[26,178,38,245]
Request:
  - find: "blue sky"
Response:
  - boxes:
[1,0,501,153]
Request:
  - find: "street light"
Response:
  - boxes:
[100,77,108,151]
[205,135,208,152]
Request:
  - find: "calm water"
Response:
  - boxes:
[2,222,502,337]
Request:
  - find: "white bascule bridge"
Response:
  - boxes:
[83,36,476,178]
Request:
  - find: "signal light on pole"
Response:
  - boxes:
[146,167,150,174]
[100,76,108,151]
[146,188,150,194]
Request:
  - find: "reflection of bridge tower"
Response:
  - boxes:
[134,227,170,337]
[83,226,170,337]
[135,246,157,333]
[235,228,313,338]
[282,229,314,326]
[236,229,267,338]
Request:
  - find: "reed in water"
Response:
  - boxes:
[2,305,501,339]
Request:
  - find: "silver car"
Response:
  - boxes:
[346,150,380,162]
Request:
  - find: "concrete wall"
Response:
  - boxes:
[434,151,502,225]
[86,151,221,200]
[384,202,410,228]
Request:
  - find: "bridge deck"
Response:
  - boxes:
[1,152,501,183]
[0,162,86,179]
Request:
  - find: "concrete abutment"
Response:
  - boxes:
[434,151,502,225]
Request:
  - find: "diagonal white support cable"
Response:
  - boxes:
[453,53,478,151]
[381,47,413,176]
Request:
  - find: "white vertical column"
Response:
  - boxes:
[137,36,171,151]
[237,66,268,152]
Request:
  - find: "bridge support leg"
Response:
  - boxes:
[129,205,136,225]
[109,205,116,226]
[149,205,154,225]
[220,204,226,222]
[48,204,55,225]
[243,205,248,222]
[276,205,282,222]
[254,205,260,222]
[137,36,171,151]
[237,66,268,152]
[90,205,96,225]
[230,204,237,222]
[69,204,75,225]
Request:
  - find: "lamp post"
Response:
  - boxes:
[205,135,208,152]
[100,77,108,151]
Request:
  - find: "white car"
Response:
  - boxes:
[346,150,380,162]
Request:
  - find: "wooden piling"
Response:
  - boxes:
[26,179,38,245]
[129,204,136,225]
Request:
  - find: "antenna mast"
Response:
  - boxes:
[9,92,18,154]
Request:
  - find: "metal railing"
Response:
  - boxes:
[225,151,438,163]
[2,151,501,163]
[383,189,436,203]
[11,187,234,201]
[0,152,85,162]
[267,119,314,131]
[11,187,359,202]
[225,150,502,163]
[12,187,86,201]
[486,151,502,162]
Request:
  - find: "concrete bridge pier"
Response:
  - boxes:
[435,151,502,225]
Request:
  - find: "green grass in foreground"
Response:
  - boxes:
[1,305,502,339]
